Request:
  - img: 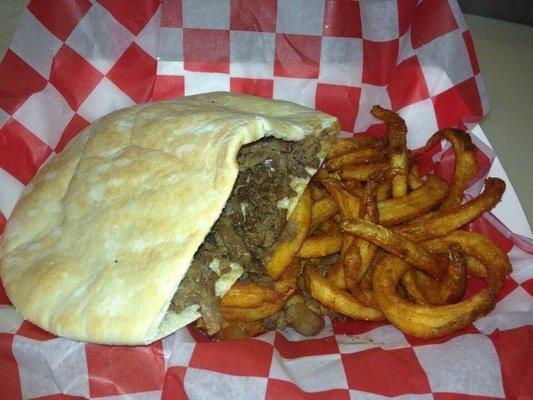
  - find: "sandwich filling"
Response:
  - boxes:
[170,135,323,334]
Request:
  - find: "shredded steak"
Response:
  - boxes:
[170,136,321,333]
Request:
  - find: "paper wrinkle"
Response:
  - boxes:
[99,390,163,400]
[184,368,268,400]
[65,3,135,74]
[507,247,533,283]
[0,305,23,334]
[12,336,61,399]
[414,334,505,397]
[134,7,161,59]
[0,168,25,218]
[43,339,90,397]
[276,0,325,36]
[337,325,410,353]
[474,287,533,334]
[12,83,74,148]
[9,10,62,80]
[349,391,433,400]
[269,350,347,392]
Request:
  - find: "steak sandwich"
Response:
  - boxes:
[0,92,339,345]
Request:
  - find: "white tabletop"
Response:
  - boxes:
[463,14,533,232]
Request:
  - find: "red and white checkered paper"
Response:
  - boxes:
[1,0,532,399]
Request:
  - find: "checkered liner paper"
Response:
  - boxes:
[0,0,532,399]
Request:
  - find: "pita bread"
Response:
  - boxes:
[0,92,339,345]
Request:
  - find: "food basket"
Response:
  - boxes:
[0,0,531,398]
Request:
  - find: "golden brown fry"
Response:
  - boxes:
[326,136,388,160]
[351,252,383,309]
[373,254,500,339]
[327,232,354,290]
[390,153,410,198]
[313,218,341,235]
[222,262,301,309]
[352,181,392,201]
[341,219,446,279]
[395,178,505,242]
[313,168,331,182]
[221,300,287,321]
[351,168,388,285]
[427,129,478,211]
[326,148,387,171]
[371,106,409,198]
[322,179,361,220]
[408,162,423,190]
[343,238,362,293]
[339,162,389,181]
[327,256,347,289]
[423,230,511,283]
[376,180,392,201]
[322,179,365,292]
[221,282,285,308]
[305,265,384,321]
[266,189,312,280]
[378,175,448,225]
[401,245,467,305]
[298,233,343,258]
[343,179,363,195]
[324,175,449,226]
[222,262,301,321]
[309,184,328,202]
[310,195,339,233]
[360,169,388,222]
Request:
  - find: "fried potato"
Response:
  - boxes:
[322,179,361,219]
[322,175,449,227]
[339,162,389,181]
[221,300,288,321]
[326,136,388,160]
[408,162,423,190]
[310,195,339,233]
[222,262,300,309]
[351,169,388,283]
[401,245,467,305]
[305,265,384,321]
[342,219,446,279]
[298,233,343,258]
[423,230,512,282]
[327,257,347,289]
[222,262,301,321]
[427,129,478,211]
[266,189,312,280]
[313,218,341,235]
[221,282,285,308]
[373,254,500,339]
[395,178,505,241]
[371,106,409,198]
[377,175,448,225]
[322,178,363,291]
[326,148,387,171]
